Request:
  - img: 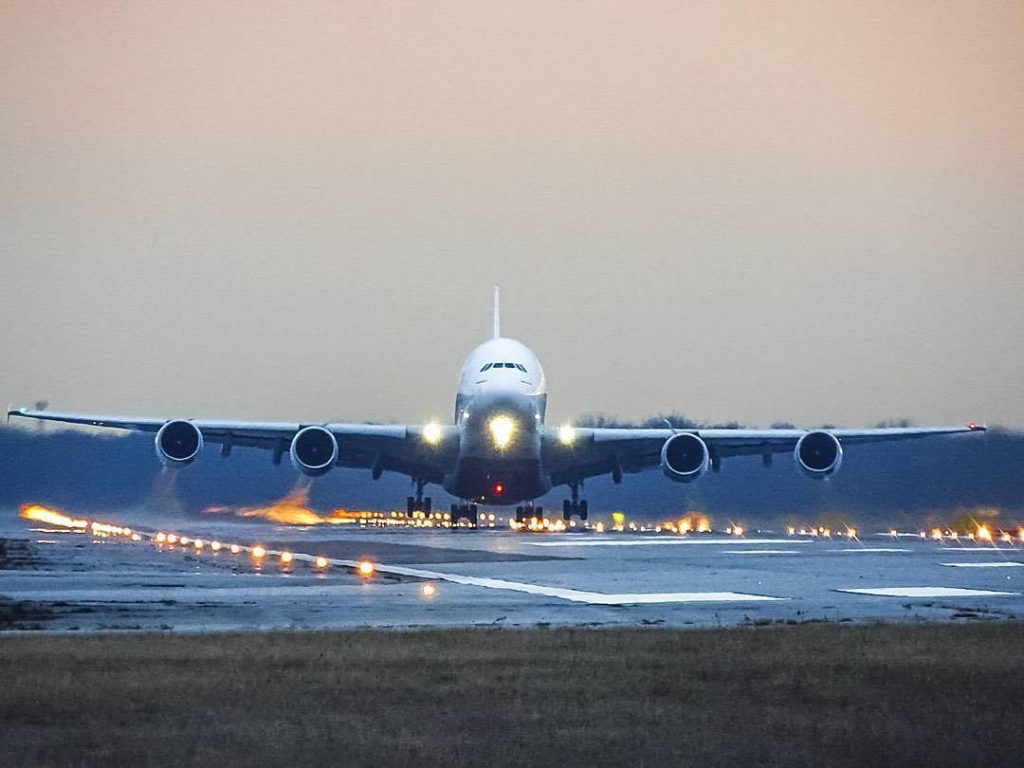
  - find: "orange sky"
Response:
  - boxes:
[2,1,1022,427]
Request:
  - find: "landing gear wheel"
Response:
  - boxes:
[579,500,589,521]
[563,499,572,521]
[515,506,526,524]
[406,496,415,517]
[424,497,432,513]
[468,505,478,528]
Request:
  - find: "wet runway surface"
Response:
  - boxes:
[3,514,1023,632]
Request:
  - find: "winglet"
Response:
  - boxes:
[492,286,501,339]
[967,421,987,432]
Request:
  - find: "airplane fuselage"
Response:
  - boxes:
[443,337,550,504]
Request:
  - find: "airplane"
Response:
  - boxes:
[8,288,986,527]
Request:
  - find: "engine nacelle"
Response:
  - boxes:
[155,420,203,466]
[290,426,338,477]
[660,432,710,483]
[794,430,843,479]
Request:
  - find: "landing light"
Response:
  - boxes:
[315,556,329,569]
[251,545,266,560]
[488,415,516,449]
[558,424,575,446]
[422,422,443,445]
[357,560,375,577]
[421,583,436,597]
[210,541,222,552]
[230,544,241,554]
[280,551,293,564]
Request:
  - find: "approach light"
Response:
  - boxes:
[210,541,222,552]
[488,415,516,449]
[155,532,167,544]
[315,556,329,569]
[280,551,293,564]
[251,545,266,560]
[422,421,443,445]
[230,544,241,554]
[166,534,178,545]
[558,424,575,446]
[421,583,436,597]
[357,560,375,577]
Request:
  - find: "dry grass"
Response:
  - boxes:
[1,623,1022,767]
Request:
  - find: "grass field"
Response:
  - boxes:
[2,623,1022,767]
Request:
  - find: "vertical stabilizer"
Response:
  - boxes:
[492,286,501,338]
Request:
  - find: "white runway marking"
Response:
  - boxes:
[266,549,787,606]
[938,547,1017,553]
[837,587,1018,598]
[528,538,808,548]
[827,548,911,553]
[723,550,801,555]
[942,562,1024,568]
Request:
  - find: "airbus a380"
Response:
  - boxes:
[9,290,985,526]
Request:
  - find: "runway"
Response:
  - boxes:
[3,511,1023,631]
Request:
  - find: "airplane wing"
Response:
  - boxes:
[542,424,986,487]
[6,409,459,484]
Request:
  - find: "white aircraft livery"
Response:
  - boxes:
[8,289,985,526]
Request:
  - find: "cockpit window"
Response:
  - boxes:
[515,363,527,372]
[504,362,516,368]
[480,363,492,372]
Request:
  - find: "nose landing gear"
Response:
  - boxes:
[449,502,478,528]
[562,481,588,521]
[514,502,544,524]
[406,479,432,516]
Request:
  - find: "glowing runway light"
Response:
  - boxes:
[179,536,190,546]
[421,583,437,597]
[357,560,375,577]
[210,541,222,552]
[251,545,266,560]
[193,539,204,550]
[167,534,178,544]
[977,526,993,542]
[280,551,294,565]
[131,533,142,542]
[155,532,167,543]
[230,544,241,554]
[314,556,329,569]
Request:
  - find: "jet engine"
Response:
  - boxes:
[794,430,843,478]
[290,426,338,477]
[155,420,203,466]
[660,433,710,482]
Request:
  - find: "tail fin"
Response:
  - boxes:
[492,286,501,338]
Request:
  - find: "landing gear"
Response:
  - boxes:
[449,502,478,528]
[562,482,588,521]
[514,503,543,524]
[406,479,432,516]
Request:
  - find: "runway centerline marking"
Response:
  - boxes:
[827,548,911,553]
[528,538,809,548]
[261,550,785,605]
[837,587,1018,598]
[941,562,1024,568]
[723,550,801,555]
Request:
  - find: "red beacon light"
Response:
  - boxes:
[493,482,505,496]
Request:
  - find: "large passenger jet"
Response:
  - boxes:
[9,289,985,526]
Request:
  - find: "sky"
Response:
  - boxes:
[2,1,1022,429]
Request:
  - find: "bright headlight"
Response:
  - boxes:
[558,424,575,445]
[422,421,443,445]
[489,415,516,449]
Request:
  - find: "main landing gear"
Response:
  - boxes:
[562,481,588,521]
[406,479,432,516]
[450,502,478,528]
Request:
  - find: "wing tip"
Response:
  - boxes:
[967,422,987,432]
